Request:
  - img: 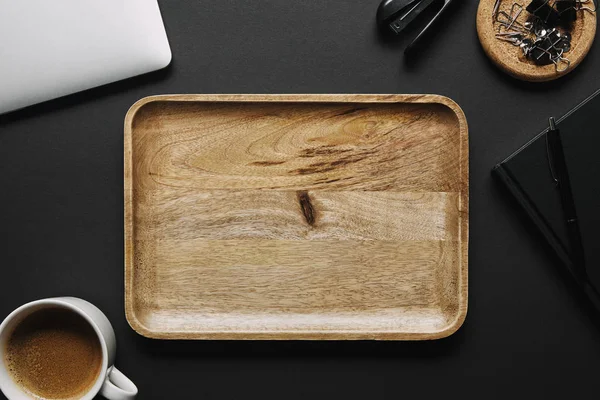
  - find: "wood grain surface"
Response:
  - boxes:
[477,0,596,82]
[124,94,469,340]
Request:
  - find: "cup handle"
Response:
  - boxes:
[99,367,138,400]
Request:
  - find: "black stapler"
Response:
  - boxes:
[376,0,454,53]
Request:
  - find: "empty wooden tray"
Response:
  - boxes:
[124,94,469,340]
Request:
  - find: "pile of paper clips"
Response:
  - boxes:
[492,0,597,72]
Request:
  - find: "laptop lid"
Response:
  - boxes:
[0,0,171,114]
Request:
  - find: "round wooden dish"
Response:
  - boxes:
[477,0,597,82]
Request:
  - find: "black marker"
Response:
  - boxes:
[547,117,586,282]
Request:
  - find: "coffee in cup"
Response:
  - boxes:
[5,307,103,399]
[0,298,137,400]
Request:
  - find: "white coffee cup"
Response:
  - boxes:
[0,297,138,400]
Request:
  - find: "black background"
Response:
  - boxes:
[2,1,600,398]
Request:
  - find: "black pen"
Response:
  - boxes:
[547,117,586,282]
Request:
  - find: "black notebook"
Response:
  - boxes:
[493,89,600,308]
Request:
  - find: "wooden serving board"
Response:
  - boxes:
[477,0,596,82]
[124,94,468,340]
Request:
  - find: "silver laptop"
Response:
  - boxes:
[0,0,172,114]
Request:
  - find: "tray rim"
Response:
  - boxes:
[124,94,469,340]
